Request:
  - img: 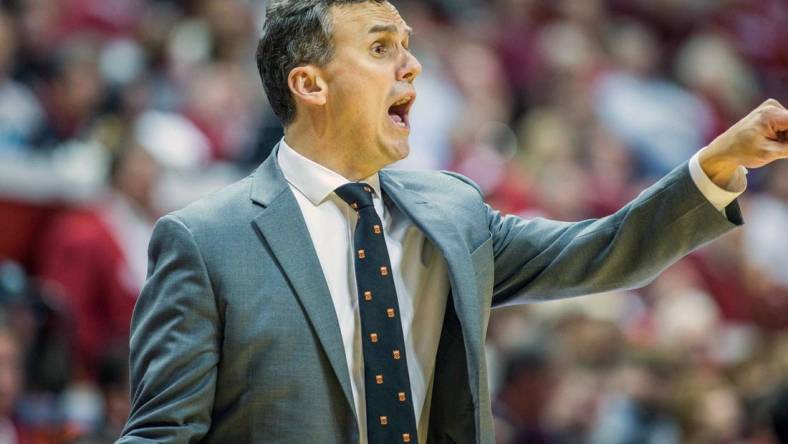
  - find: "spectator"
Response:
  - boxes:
[593,19,715,176]
[33,39,104,149]
[0,1,782,442]
[36,139,160,380]
[0,312,31,444]
[589,354,680,444]
[0,10,45,152]
[494,346,560,444]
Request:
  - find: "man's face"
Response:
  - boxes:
[321,2,421,169]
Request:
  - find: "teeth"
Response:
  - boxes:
[389,114,407,127]
[393,97,411,106]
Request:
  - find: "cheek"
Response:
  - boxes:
[333,81,382,119]
[331,72,365,105]
[325,60,390,123]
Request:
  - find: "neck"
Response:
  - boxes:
[284,123,382,181]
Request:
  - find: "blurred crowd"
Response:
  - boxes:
[0,0,785,443]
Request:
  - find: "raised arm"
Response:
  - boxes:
[487,160,741,305]
[488,98,788,306]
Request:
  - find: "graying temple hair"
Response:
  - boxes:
[256,0,387,126]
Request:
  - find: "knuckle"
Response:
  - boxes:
[756,108,776,123]
[764,98,787,112]
[763,98,781,109]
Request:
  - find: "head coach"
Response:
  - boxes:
[117,1,788,443]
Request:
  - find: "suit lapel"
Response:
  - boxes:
[379,170,483,407]
[249,146,357,419]
[247,155,484,417]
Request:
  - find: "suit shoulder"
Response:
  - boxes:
[383,169,483,197]
[381,169,488,223]
[167,173,257,232]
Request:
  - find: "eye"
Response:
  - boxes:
[371,42,389,56]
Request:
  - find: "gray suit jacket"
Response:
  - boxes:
[118,146,741,443]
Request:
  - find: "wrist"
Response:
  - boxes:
[698,146,742,190]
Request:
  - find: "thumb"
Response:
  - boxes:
[763,140,788,161]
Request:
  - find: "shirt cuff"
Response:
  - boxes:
[688,149,747,213]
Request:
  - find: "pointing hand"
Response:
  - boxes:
[699,98,788,190]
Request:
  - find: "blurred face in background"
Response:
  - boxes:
[316,2,422,172]
[0,12,16,78]
[112,145,162,214]
[0,331,21,418]
[765,161,788,200]
[55,54,102,119]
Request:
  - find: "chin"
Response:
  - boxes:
[382,138,411,165]
[394,141,411,160]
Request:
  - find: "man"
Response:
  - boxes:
[118,1,788,443]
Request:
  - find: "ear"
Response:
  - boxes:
[288,65,327,107]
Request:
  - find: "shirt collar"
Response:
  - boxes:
[277,138,382,206]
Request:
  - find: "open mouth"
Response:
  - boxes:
[387,93,415,130]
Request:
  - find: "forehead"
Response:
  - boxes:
[330,1,410,37]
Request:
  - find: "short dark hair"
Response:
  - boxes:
[256,0,386,126]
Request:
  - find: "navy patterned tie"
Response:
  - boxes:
[335,183,418,444]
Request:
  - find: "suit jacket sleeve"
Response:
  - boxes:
[472,161,743,305]
[118,215,220,443]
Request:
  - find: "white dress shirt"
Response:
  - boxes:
[277,139,743,443]
[688,149,748,212]
[278,140,450,443]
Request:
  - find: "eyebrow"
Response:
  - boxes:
[368,24,414,37]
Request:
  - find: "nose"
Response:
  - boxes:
[398,49,422,83]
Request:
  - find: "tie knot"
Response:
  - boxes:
[335,183,375,210]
